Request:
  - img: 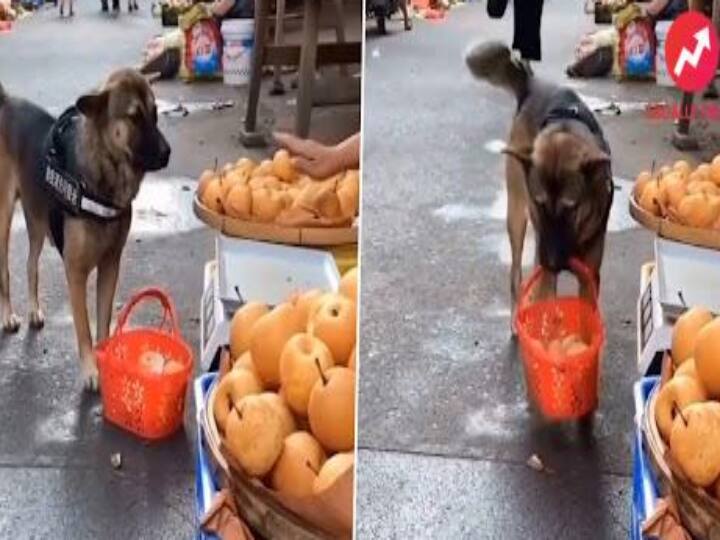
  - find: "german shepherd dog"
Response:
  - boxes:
[465,42,613,332]
[0,69,170,390]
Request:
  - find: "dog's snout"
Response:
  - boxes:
[158,134,171,167]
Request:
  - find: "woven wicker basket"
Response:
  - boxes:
[643,383,720,539]
[201,380,351,539]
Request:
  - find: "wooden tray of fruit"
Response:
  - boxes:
[642,307,720,540]
[630,160,720,250]
[201,275,358,539]
[193,153,359,247]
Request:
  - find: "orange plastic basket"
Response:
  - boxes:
[514,259,605,421]
[96,287,193,440]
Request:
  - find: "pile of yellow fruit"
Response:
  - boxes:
[633,155,720,229]
[213,267,358,500]
[655,306,720,496]
[634,157,720,229]
[197,151,359,228]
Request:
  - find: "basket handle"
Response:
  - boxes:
[517,257,600,312]
[114,287,180,337]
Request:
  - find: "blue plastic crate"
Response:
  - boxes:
[631,377,661,540]
[194,373,219,540]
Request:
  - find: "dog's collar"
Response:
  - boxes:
[42,107,126,221]
[543,104,585,128]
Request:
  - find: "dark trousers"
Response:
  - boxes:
[512,0,544,61]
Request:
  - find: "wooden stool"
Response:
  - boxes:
[240,0,361,147]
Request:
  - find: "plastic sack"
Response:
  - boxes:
[613,5,655,80]
[179,4,223,81]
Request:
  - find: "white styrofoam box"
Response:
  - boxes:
[215,235,340,309]
[655,237,720,316]
[655,21,673,87]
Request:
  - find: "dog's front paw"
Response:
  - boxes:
[80,356,99,392]
[2,312,21,334]
[29,309,45,330]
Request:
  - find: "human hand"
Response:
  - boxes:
[273,132,347,178]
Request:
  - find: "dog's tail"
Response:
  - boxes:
[464,41,531,104]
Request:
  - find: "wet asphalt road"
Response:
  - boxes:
[0,2,358,538]
[357,3,719,539]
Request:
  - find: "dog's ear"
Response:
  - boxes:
[581,150,611,178]
[76,90,110,118]
[502,146,533,173]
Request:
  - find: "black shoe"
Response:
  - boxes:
[101,0,108,11]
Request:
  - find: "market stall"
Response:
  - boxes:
[630,158,720,539]
[190,150,358,539]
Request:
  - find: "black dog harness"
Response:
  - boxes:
[541,89,611,155]
[41,107,126,254]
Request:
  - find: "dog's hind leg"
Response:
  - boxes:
[25,216,46,329]
[506,157,528,335]
[0,168,19,334]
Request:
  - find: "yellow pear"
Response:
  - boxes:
[213,368,263,432]
[669,402,720,487]
[675,358,698,380]
[308,293,357,365]
[339,267,358,304]
[313,452,354,494]
[280,333,335,417]
[272,149,298,183]
[258,392,297,437]
[250,303,305,389]
[672,306,713,367]
[634,171,652,200]
[288,289,325,327]
[229,302,270,359]
[654,374,707,442]
[270,431,327,498]
[308,366,355,452]
[225,395,286,477]
[233,351,260,380]
[200,178,224,214]
[694,317,720,397]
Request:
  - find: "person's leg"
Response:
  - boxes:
[512,0,543,62]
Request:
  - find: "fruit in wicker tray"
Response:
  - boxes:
[675,358,698,380]
[655,374,707,442]
[279,334,335,417]
[313,452,354,495]
[270,431,327,498]
[339,267,358,304]
[639,180,666,217]
[250,303,305,389]
[200,177,224,214]
[308,294,357,366]
[308,366,355,452]
[233,351,260,379]
[672,306,713,367]
[224,183,253,220]
[694,318,720,397]
[288,289,324,327]
[259,392,297,437]
[348,347,356,371]
[229,301,270,359]
[225,394,287,477]
[272,150,297,183]
[669,401,720,488]
[214,368,263,432]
